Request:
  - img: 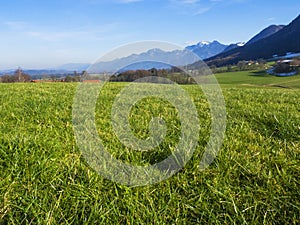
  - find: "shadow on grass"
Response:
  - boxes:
[248,70,270,77]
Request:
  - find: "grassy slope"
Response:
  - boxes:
[0,74,299,224]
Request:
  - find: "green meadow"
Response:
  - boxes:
[0,71,299,224]
[215,70,300,88]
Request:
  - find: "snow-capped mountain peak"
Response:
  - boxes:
[237,42,245,47]
[198,41,211,46]
[185,40,228,59]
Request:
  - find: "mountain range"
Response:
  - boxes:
[202,15,300,67]
[88,41,233,73]
[88,48,199,73]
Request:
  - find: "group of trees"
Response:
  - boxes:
[38,71,88,82]
[274,58,300,74]
[0,68,31,83]
[274,63,293,73]
[63,70,89,82]
[210,59,267,73]
[63,75,82,82]
[109,67,196,84]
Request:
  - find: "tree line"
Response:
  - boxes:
[109,67,196,84]
[210,59,267,73]
[0,68,31,83]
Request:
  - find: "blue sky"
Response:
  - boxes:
[0,0,299,69]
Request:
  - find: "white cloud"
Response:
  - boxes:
[168,0,247,15]
[3,21,119,43]
[25,31,78,42]
[83,0,142,4]
[180,0,199,3]
[25,25,118,42]
[3,21,28,30]
[168,0,212,15]
[118,0,143,2]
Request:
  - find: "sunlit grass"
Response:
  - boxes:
[0,77,299,224]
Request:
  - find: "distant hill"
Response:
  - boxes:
[246,25,285,45]
[0,69,72,76]
[200,15,300,67]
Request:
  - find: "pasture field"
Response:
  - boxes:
[0,72,299,224]
[215,70,300,88]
